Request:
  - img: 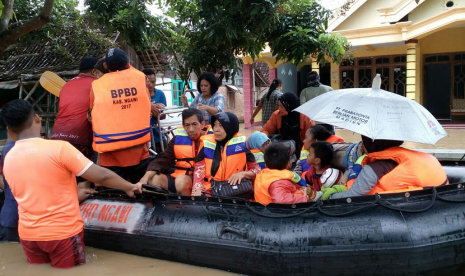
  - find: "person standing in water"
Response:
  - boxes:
[250,78,283,126]
[90,48,151,183]
[299,71,335,134]
[0,132,18,242]
[1,99,142,268]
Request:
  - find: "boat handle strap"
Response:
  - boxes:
[316,198,379,217]
[377,187,437,213]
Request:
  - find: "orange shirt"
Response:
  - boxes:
[89,81,150,167]
[3,138,92,241]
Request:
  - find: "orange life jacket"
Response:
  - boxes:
[203,134,247,192]
[326,135,344,143]
[203,125,214,135]
[250,149,265,169]
[254,169,306,205]
[347,147,447,194]
[91,66,151,153]
[171,127,202,178]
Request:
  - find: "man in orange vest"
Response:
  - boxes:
[324,136,448,200]
[138,108,205,195]
[1,99,141,268]
[90,48,151,182]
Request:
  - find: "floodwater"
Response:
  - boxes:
[0,243,238,276]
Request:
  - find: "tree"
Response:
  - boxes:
[84,0,351,84]
[0,0,113,58]
[0,0,56,55]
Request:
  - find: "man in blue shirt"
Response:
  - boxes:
[142,69,167,153]
[0,132,19,242]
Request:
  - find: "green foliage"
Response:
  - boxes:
[84,0,351,85]
[85,0,186,77]
[6,0,113,59]
[317,33,353,66]
[269,0,331,65]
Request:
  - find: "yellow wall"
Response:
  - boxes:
[332,27,465,104]
[335,0,385,31]
[418,27,465,104]
[410,0,465,23]
[350,45,410,58]
[419,27,465,54]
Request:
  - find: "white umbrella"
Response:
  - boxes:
[294,74,448,145]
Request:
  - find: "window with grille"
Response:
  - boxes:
[340,56,407,94]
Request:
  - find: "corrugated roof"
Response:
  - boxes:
[0,42,108,81]
[0,38,172,82]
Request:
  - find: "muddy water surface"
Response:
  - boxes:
[0,243,239,276]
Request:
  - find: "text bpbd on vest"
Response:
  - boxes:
[111,88,139,106]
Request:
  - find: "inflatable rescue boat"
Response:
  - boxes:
[81,165,465,276]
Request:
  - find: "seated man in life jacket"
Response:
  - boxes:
[254,143,320,205]
[246,132,271,170]
[294,125,344,176]
[304,141,343,192]
[325,136,449,200]
[191,112,261,196]
[138,108,206,195]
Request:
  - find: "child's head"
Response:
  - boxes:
[246,132,271,153]
[303,125,332,150]
[308,141,334,167]
[264,143,291,170]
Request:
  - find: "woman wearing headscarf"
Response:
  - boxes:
[260,92,315,159]
[191,112,261,196]
[246,132,271,170]
[323,135,448,200]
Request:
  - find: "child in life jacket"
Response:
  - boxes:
[246,132,271,170]
[254,143,321,205]
[304,141,343,192]
[294,125,344,176]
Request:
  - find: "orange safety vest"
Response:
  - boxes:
[202,134,247,192]
[171,127,201,178]
[347,147,448,194]
[91,66,151,153]
[203,125,214,135]
[254,169,306,205]
[250,149,265,169]
[326,135,344,143]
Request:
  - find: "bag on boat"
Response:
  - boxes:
[211,179,254,199]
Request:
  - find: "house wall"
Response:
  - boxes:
[335,0,385,31]
[332,26,465,106]
[218,86,245,121]
[410,0,465,23]
[335,0,465,33]
[418,26,465,107]
[419,26,465,55]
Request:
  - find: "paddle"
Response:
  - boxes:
[39,71,66,97]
